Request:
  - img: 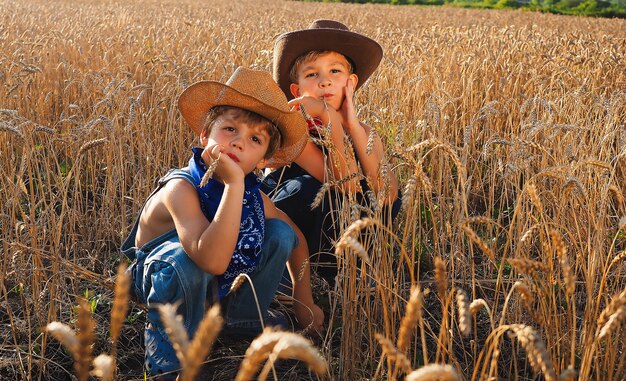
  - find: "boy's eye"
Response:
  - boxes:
[331,68,342,74]
[224,126,235,132]
[252,136,262,144]
[304,72,317,78]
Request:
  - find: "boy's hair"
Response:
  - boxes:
[203,106,282,159]
[289,50,355,84]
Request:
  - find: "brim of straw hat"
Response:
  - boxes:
[273,28,383,100]
[178,81,307,168]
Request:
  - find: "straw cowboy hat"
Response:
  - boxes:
[178,67,308,167]
[273,19,383,100]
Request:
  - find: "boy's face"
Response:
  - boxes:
[289,51,358,111]
[200,109,270,174]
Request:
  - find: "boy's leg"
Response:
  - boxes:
[139,238,211,379]
[222,218,297,334]
[269,174,343,283]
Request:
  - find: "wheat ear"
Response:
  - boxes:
[597,305,626,341]
[551,230,575,295]
[456,289,471,337]
[235,327,284,381]
[375,333,413,374]
[228,273,247,294]
[398,285,424,351]
[509,325,556,381]
[264,333,328,376]
[91,354,114,381]
[460,224,495,261]
[181,304,223,381]
[335,235,370,264]
[507,258,549,276]
[434,257,448,300]
[78,138,108,157]
[405,364,460,380]
[76,299,95,381]
[46,322,79,358]
[200,152,221,187]
[110,262,130,344]
[557,367,578,381]
[158,303,190,368]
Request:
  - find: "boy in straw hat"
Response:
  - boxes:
[263,20,401,282]
[121,67,324,379]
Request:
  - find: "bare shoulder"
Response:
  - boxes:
[160,178,203,220]
[261,191,279,219]
[136,178,198,246]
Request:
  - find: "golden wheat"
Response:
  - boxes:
[456,289,471,337]
[405,363,460,381]
[181,304,224,381]
[3,1,626,379]
[398,285,424,351]
[91,354,114,381]
[375,333,413,374]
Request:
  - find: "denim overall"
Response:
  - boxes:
[121,169,297,379]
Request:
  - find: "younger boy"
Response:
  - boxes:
[121,68,324,379]
[264,20,401,282]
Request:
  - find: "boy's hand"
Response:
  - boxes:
[201,144,244,184]
[339,77,359,132]
[288,96,326,118]
[294,302,325,336]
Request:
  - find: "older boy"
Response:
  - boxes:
[121,68,324,379]
[264,20,401,282]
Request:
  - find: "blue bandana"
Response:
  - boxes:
[187,147,265,298]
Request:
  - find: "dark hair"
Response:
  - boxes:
[289,50,355,83]
[202,106,282,159]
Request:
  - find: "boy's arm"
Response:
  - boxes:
[262,192,325,334]
[346,121,399,204]
[340,79,399,204]
[163,179,244,274]
[293,140,326,182]
[289,96,360,192]
[164,146,246,274]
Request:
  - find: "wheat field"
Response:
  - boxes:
[1,0,625,379]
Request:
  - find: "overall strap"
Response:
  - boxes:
[120,168,196,259]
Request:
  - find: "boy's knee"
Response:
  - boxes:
[264,219,297,261]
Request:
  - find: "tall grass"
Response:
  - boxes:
[1,0,625,379]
